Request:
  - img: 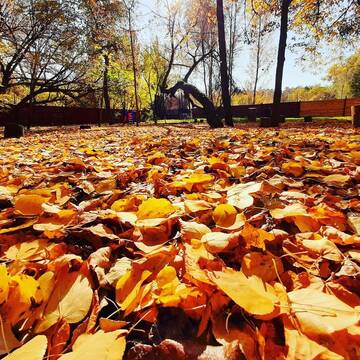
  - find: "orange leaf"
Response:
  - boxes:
[14,194,49,215]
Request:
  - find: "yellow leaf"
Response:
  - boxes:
[183,243,214,286]
[135,217,168,228]
[0,264,9,304]
[227,182,264,210]
[0,185,18,197]
[37,271,55,303]
[14,194,49,215]
[147,151,166,165]
[155,266,182,307]
[270,203,308,219]
[33,223,64,232]
[17,271,56,332]
[116,212,137,226]
[201,232,239,253]
[105,258,132,287]
[136,198,176,220]
[348,215,360,234]
[170,173,214,192]
[241,223,275,250]
[181,173,214,185]
[229,164,246,178]
[179,219,211,241]
[86,224,119,240]
[282,162,304,177]
[208,269,279,316]
[184,200,212,213]
[133,241,167,254]
[216,213,246,231]
[3,335,47,360]
[111,196,140,212]
[36,271,93,333]
[228,193,253,210]
[59,330,126,360]
[285,327,343,360]
[293,215,320,232]
[288,288,360,335]
[323,174,350,186]
[156,266,179,290]
[0,219,38,234]
[301,239,343,262]
[320,226,359,245]
[116,269,152,315]
[4,239,55,261]
[99,318,128,332]
[351,151,360,164]
[212,204,237,227]
[3,274,43,325]
[241,252,284,282]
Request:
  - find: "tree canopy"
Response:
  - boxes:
[0,0,359,120]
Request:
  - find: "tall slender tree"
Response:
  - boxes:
[272,0,291,125]
[216,0,233,127]
[83,0,124,122]
[123,0,140,126]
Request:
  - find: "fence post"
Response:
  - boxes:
[247,107,257,122]
[342,97,347,117]
[352,105,360,128]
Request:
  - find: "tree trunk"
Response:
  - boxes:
[128,10,139,126]
[253,16,262,105]
[201,40,208,96]
[216,0,233,127]
[272,0,291,126]
[209,53,214,101]
[103,53,111,123]
[0,71,11,94]
[166,81,223,128]
[228,1,238,94]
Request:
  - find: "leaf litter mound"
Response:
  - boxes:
[0,124,359,360]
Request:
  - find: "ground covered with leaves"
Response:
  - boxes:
[0,123,359,360]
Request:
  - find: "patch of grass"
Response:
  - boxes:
[284,117,352,122]
[146,119,195,124]
[144,116,352,126]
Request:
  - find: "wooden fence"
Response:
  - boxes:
[0,106,137,127]
[299,98,360,117]
[1,98,359,127]
[192,97,360,119]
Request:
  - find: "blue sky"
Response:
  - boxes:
[137,0,335,89]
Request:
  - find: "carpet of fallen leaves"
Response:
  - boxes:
[0,123,360,360]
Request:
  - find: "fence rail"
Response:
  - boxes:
[192,97,360,119]
[0,106,134,127]
[1,97,360,127]
[299,98,360,117]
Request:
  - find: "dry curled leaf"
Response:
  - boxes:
[288,288,360,335]
[36,270,93,333]
[3,335,47,360]
[58,330,126,360]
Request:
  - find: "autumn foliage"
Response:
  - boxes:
[0,124,359,359]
